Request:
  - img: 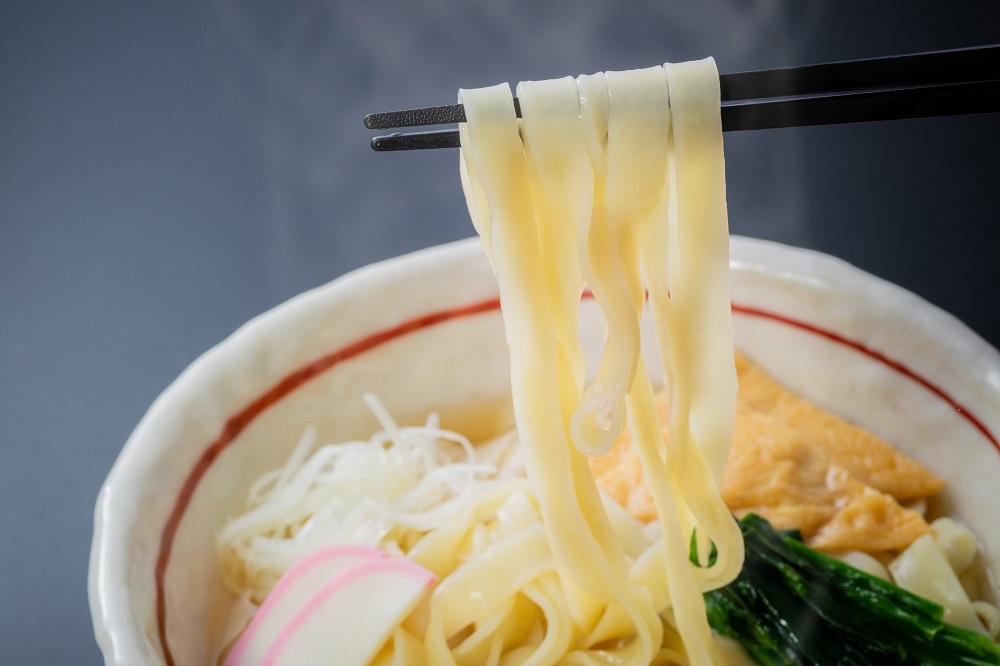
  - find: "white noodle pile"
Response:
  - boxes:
[217,395,516,602]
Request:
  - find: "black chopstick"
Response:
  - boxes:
[371,79,1000,151]
[367,44,1000,151]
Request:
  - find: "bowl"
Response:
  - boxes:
[89,237,1000,665]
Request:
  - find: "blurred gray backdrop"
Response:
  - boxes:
[1,1,998,663]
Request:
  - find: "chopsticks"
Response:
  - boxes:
[365,44,1000,151]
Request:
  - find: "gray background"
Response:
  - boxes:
[2,1,999,663]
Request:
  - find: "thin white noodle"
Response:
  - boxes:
[217,396,509,603]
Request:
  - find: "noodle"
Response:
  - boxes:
[220,60,744,666]
[457,59,742,664]
[458,80,661,664]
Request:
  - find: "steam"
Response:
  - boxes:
[205,0,825,296]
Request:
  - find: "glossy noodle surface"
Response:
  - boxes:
[458,58,741,664]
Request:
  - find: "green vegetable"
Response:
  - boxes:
[690,528,718,568]
[704,514,1000,665]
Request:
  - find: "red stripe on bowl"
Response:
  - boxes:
[152,299,998,665]
[731,305,1000,452]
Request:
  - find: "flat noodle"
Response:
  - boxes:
[662,59,738,488]
[516,76,589,398]
[634,58,745,661]
[572,67,669,456]
[457,59,741,665]
[457,81,660,664]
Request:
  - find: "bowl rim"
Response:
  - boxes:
[90,236,1000,665]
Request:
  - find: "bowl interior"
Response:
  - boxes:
[90,237,1000,665]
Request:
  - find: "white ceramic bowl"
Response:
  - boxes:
[89,237,1000,665]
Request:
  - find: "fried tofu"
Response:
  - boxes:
[590,353,944,555]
